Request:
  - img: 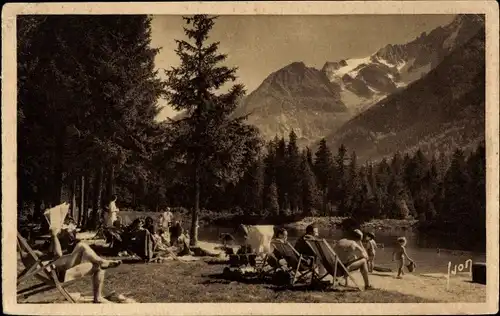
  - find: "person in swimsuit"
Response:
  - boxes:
[42,226,122,303]
[364,232,377,273]
[333,229,374,290]
[392,236,414,279]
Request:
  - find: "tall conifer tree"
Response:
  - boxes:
[165,15,261,245]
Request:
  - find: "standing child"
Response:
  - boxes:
[392,237,414,279]
[365,232,377,273]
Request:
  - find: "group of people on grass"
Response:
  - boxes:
[262,223,416,289]
[21,194,416,303]
[21,197,194,303]
[102,206,193,260]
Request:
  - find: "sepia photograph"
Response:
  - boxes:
[2,1,499,315]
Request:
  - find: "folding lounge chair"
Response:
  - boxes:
[305,238,363,291]
[269,239,316,286]
[17,232,78,303]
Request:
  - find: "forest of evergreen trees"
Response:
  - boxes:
[17,15,486,250]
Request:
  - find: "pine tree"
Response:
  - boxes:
[165,15,261,245]
[305,147,314,169]
[300,150,318,215]
[275,137,288,212]
[286,130,302,213]
[332,144,348,206]
[387,173,410,219]
[314,139,334,214]
[18,16,166,229]
[355,166,378,222]
[264,182,280,216]
[466,142,486,250]
[244,158,265,215]
[404,149,429,217]
[442,149,470,224]
[375,158,391,218]
[342,151,362,217]
[263,139,277,189]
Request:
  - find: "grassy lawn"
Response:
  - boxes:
[18,260,435,303]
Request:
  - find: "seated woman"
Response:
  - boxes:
[173,228,193,256]
[103,219,124,250]
[144,216,156,235]
[112,218,154,261]
[268,228,289,268]
[332,229,373,290]
[42,226,121,303]
[169,220,183,247]
[144,216,171,252]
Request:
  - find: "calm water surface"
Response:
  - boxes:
[198,226,486,274]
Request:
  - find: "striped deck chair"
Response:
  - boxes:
[270,239,316,285]
[305,238,363,291]
[17,232,78,303]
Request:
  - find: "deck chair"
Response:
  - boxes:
[17,232,79,303]
[269,239,316,285]
[305,238,363,291]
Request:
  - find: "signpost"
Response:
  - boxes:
[446,259,472,290]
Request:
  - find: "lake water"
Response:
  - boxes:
[198,225,486,275]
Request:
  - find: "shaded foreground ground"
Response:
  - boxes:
[18,261,437,303]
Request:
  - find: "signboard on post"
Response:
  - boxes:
[446,259,473,290]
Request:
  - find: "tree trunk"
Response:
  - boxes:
[89,166,104,230]
[52,126,66,206]
[106,164,115,202]
[81,173,91,229]
[190,164,200,247]
[71,178,77,219]
[78,175,85,227]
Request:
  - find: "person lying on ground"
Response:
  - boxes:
[333,229,374,290]
[38,226,122,303]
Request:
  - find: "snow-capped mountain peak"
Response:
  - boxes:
[321,14,484,114]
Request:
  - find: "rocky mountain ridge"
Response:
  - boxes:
[234,14,484,147]
[324,26,485,162]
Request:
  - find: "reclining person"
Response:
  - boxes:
[268,228,289,268]
[41,226,122,303]
[294,223,319,258]
[333,229,374,290]
[294,223,325,275]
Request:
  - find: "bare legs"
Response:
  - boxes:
[396,258,405,278]
[92,269,105,302]
[367,256,375,273]
[346,258,372,289]
[49,231,120,302]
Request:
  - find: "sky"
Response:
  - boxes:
[151,14,456,120]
